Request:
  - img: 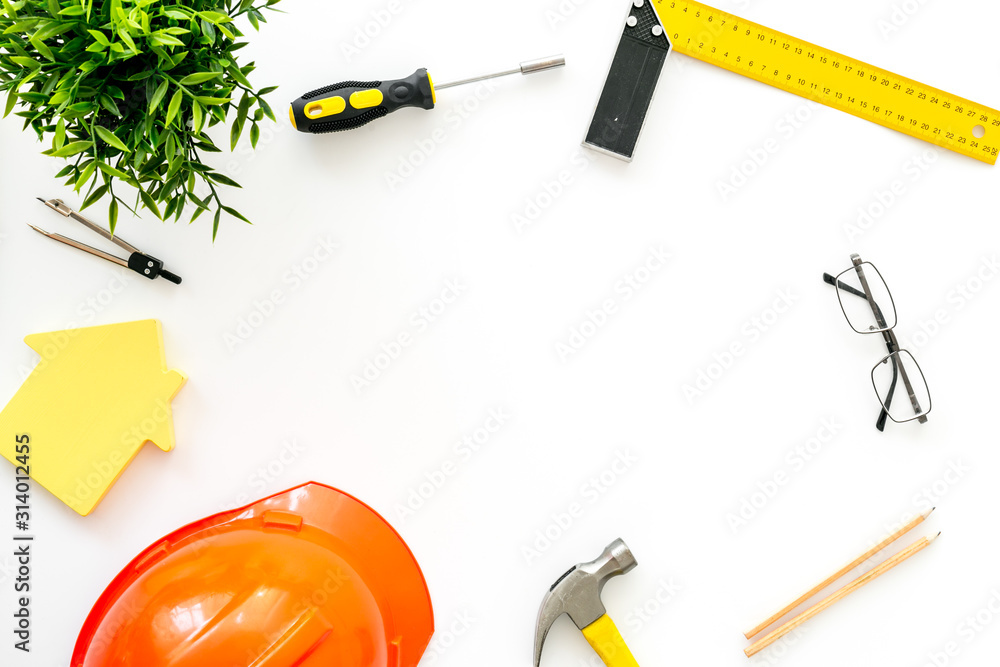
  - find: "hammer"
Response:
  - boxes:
[534,539,641,667]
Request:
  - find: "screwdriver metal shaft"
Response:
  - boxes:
[434,55,566,91]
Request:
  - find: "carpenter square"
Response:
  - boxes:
[584,0,671,161]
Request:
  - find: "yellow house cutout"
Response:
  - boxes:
[0,320,186,516]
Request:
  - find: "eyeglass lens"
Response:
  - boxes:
[872,350,931,422]
[835,262,897,334]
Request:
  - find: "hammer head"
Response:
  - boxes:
[533,539,637,667]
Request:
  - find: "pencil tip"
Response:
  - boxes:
[923,507,936,519]
[930,532,941,542]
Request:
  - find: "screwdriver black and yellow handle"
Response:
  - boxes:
[289,69,436,134]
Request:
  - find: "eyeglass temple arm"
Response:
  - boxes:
[877,348,928,426]
[850,262,892,330]
[824,272,865,296]
[884,329,929,424]
[876,358,897,432]
[823,273,893,332]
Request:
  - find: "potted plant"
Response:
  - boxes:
[0,0,282,239]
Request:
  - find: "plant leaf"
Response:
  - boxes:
[75,160,97,191]
[148,79,168,113]
[4,90,18,118]
[81,184,108,209]
[139,189,162,219]
[10,56,41,70]
[190,202,207,223]
[99,94,121,116]
[53,117,65,149]
[108,198,119,234]
[222,206,251,224]
[98,160,133,181]
[191,101,203,133]
[149,32,185,47]
[179,71,221,86]
[165,88,183,126]
[258,97,274,121]
[95,125,130,152]
[197,11,233,24]
[237,92,250,123]
[34,21,74,41]
[212,207,221,242]
[118,29,138,53]
[229,116,242,150]
[226,65,251,88]
[50,140,93,157]
[30,36,54,60]
[207,172,241,188]
[195,96,230,106]
[87,29,110,46]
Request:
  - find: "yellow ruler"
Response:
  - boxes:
[652,0,999,164]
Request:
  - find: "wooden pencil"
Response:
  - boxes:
[744,533,939,658]
[744,507,934,639]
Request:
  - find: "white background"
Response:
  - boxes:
[1,0,999,665]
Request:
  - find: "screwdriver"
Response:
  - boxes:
[289,54,565,134]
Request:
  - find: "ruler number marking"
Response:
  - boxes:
[665,1,996,161]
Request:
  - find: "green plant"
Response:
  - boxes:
[0,0,282,239]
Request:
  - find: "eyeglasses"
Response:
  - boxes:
[824,254,931,431]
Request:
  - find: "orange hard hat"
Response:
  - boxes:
[72,482,433,667]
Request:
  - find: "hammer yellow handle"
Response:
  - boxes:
[581,615,640,667]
